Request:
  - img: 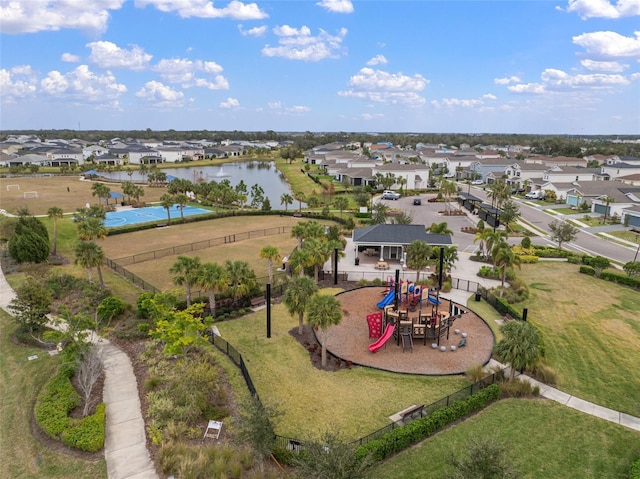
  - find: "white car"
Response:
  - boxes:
[381,190,401,200]
[471,179,484,185]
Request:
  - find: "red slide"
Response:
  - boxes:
[368,324,396,353]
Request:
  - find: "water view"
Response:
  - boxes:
[99,161,299,208]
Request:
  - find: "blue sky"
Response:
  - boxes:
[1,0,639,135]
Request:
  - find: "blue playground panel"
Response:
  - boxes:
[104,205,211,228]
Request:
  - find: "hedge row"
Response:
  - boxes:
[107,209,347,236]
[580,266,640,289]
[354,384,501,463]
[34,370,105,452]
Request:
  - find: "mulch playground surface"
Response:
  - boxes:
[321,287,494,375]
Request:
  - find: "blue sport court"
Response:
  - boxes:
[105,205,211,228]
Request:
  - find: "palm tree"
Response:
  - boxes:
[473,229,492,258]
[77,216,107,241]
[91,182,111,207]
[225,260,257,303]
[601,196,615,224]
[307,293,344,367]
[170,255,202,306]
[500,199,520,234]
[160,193,175,225]
[302,237,330,284]
[486,230,508,266]
[291,220,325,248]
[295,191,306,212]
[289,247,312,278]
[439,179,457,214]
[174,193,189,222]
[428,221,453,236]
[493,244,521,296]
[441,245,459,275]
[280,193,293,212]
[259,245,281,285]
[47,206,63,256]
[74,241,106,286]
[334,196,349,217]
[495,321,541,381]
[283,275,318,335]
[197,262,229,318]
[406,240,433,283]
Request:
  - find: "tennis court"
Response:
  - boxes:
[105,205,211,228]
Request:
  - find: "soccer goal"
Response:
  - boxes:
[6,184,20,191]
[23,191,38,199]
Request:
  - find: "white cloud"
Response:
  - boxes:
[40,65,127,102]
[87,41,152,70]
[366,54,387,66]
[134,0,268,19]
[262,26,347,61]
[338,67,428,105]
[136,80,184,107]
[316,0,354,14]
[360,113,384,120]
[541,68,630,87]
[573,31,640,59]
[581,59,628,72]
[494,76,521,85]
[220,97,240,109]
[507,83,547,94]
[265,101,310,114]
[0,0,124,34]
[483,93,497,100]
[0,66,38,102]
[61,53,80,63]
[238,24,267,36]
[431,97,486,109]
[272,25,312,37]
[154,58,229,89]
[563,0,640,19]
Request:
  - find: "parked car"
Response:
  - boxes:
[381,190,401,200]
[471,179,484,185]
[413,198,422,205]
[525,190,546,200]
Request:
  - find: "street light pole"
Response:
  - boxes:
[634,234,639,262]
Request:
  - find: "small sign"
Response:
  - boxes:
[359,206,368,213]
[28,355,38,361]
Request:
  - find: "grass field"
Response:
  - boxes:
[0,310,107,479]
[214,291,469,440]
[0,176,169,216]
[369,398,640,479]
[518,262,640,416]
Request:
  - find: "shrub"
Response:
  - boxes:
[355,385,500,463]
[630,459,640,479]
[600,270,640,289]
[499,378,539,398]
[35,370,80,438]
[61,403,106,452]
[520,236,531,248]
[531,362,558,385]
[516,254,539,264]
[465,364,486,383]
[579,265,595,276]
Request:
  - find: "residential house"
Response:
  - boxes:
[48,148,84,167]
[373,163,430,191]
[353,224,452,263]
[525,156,587,167]
[601,157,640,180]
[467,158,514,182]
[503,163,548,189]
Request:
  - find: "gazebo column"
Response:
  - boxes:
[379,245,384,261]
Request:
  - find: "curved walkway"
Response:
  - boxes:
[0,264,158,479]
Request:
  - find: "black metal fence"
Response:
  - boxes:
[205,323,507,451]
[113,226,292,266]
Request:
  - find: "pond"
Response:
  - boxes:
[98,161,301,208]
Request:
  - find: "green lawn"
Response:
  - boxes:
[214,293,468,440]
[369,399,640,479]
[517,262,640,416]
[606,230,640,245]
[0,311,107,479]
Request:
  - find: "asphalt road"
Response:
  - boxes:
[378,187,639,265]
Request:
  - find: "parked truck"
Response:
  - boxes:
[525,190,546,200]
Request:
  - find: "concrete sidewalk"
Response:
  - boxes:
[0,264,158,479]
[484,360,640,432]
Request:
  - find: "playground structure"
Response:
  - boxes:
[369,279,467,353]
[324,287,495,375]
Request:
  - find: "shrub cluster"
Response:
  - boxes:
[34,369,105,452]
[580,266,640,289]
[532,246,573,258]
[354,384,500,463]
[630,459,640,479]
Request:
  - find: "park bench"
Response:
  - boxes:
[156,223,168,228]
[399,404,425,423]
[250,296,266,308]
